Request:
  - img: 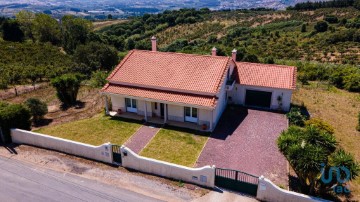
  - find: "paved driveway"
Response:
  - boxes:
[196,107,288,186]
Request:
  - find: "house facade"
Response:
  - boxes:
[101,37,296,131]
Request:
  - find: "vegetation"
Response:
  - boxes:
[35,114,141,145]
[140,127,209,167]
[292,82,360,198]
[24,98,48,123]
[305,118,335,134]
[90,71,108,88]
[357,112,360,132]
[287,107,307,126]
[51,74,85,106]
[0,102,31,142]
[278,124,359,196]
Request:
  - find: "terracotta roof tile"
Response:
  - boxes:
[236,62,297,90]
[107,50,231,94]
[102,83,217,108]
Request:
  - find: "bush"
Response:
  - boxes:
[24,98,48,122]
[51,73,85,106]
[0,102,31,142]
[90,71,108,88]
[287,107,306,126]
[305,118,335,134]
[314,21,328,33]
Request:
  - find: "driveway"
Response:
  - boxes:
[196,106,288,186]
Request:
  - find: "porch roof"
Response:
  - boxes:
[101,83,217,109]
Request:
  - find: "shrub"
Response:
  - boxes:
[24,98,48,122]
[305,118,334,134]
[314,21,328,33]
[0,102,31,142]
[287,107,306,126]
[90,70,108,88]
[51,73,85,106]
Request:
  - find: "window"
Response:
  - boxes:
[184,107,198,123]
[125,98,137,113]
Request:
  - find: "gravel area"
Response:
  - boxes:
[125,124,160,154]
[196,106,289,187]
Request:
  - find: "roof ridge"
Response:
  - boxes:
[133,49,231,60]
[236,61,296,69]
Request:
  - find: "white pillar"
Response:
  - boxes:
[210,110,213,131]
[104,96,109,115]
[144,101,148,122]
[164,104,167,123]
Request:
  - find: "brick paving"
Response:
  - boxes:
[125,124,160,154]
[196,107,288,186]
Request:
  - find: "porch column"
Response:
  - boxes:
[104,96,109,115]
[144,101,148,122]
[164,104,168,123]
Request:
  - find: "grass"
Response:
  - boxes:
[35,114,142,146]
[140,126,209,167]
[292,82,360,199]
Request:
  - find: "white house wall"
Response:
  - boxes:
[230,84,293,111]
[110,95,125,112]
[212,68,229,128]
[168,104,184,122]
[137,100,152,117]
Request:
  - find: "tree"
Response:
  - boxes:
[74,42,119,75]
[354,0,360,9]
[242,54,259,63]
[301,24,307,32]
[107,14,113,20]
[33,13,60,44]
[61,15,92,53]
[24,98,48,123]
[2,20,24,42]
[51,74,85,107]
[16,10,35,41]
[90,71,108,88]
[314,21,328,33]
[0,102,31,143]
[278,125,359,195]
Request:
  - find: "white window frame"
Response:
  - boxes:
[125,98,137,113]
[184,107,198,123]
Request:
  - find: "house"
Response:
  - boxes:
[101,37,296,131]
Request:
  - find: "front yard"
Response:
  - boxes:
[140,126,209,167]
[35,114,142,146]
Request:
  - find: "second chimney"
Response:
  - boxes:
[232,49,237,61]
[151,36,157,51]
[211,47,217,56]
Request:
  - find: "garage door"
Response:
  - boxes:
[245,90,272,108]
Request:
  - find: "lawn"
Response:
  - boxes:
[35,114,142,146]
[140,127,209,167]
[292,82,360,199]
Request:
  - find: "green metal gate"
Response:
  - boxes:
[112,145,122,164]
[215,168,259,196]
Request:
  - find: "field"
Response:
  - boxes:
[93,20,128,31]
[292,82,360,199]
[140,127,209,167]
[35,114,141,146]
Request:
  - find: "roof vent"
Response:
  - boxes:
[151,36,157,52]
[211,47,217,56]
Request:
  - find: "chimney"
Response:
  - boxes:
[232,49,237,61]
[151,36,157,51]
[211,47,217,56]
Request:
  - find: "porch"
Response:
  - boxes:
[109,111,204,131]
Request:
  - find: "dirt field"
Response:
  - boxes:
[93,19,128,31]
[3,84,105,129]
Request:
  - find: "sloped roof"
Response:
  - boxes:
[236,62,297,90]
[107,50,231,94]
[102,83,217,108]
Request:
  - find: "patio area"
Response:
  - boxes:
[109,111,204,131]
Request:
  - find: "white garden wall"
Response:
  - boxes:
[11,129,113,164]
[120,146,215,188]
[257,176,329,202]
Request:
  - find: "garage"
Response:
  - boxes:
[245,90,272,108]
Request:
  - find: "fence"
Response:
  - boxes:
[11,129,113,164]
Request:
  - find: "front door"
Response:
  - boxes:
[125,98,137,113]
[185,107,198,123]
[160,103,164,118]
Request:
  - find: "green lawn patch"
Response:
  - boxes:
[140,126,209,167]
[35,114,141,146]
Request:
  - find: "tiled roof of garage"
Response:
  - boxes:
[107,50,230,94]
[236,62,297,90]
[101,83,217,109]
